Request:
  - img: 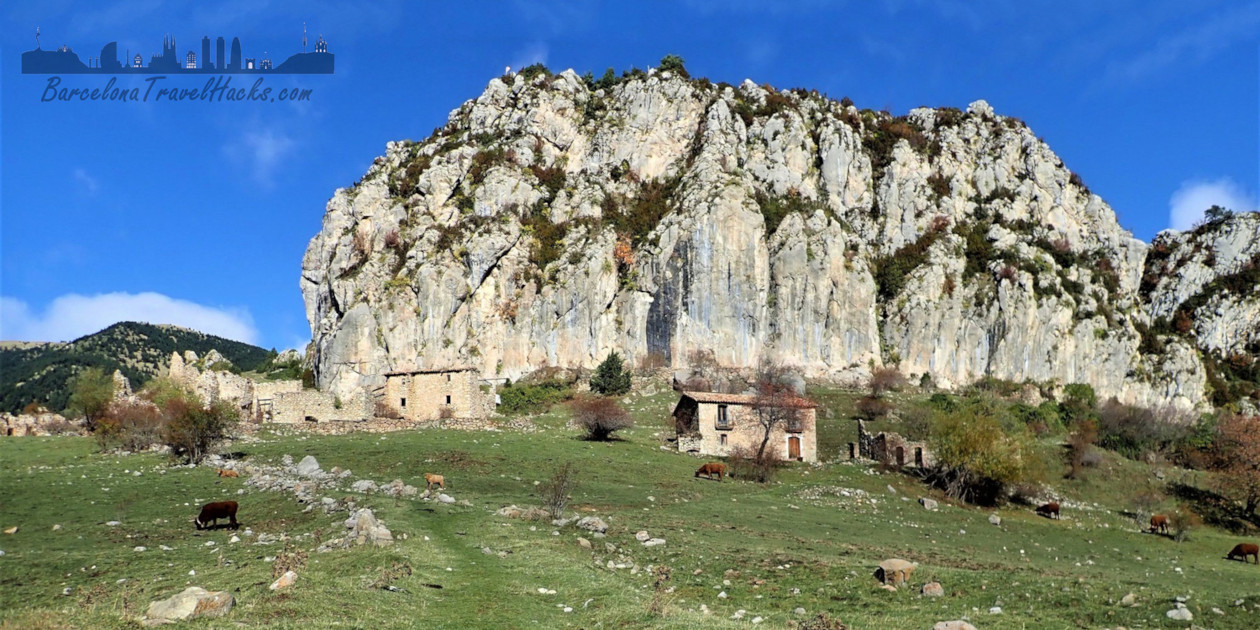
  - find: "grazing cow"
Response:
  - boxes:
[194,501,239,530]
[216,468,239,478]
[1149,514,1169,535]
[1226,543,1259,564]
[1035,502,1060,520]
[423,473,445,491]
[694,462,726,481]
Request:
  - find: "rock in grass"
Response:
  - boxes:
[295,456,321,477]
[919,498,938,511]
[921,582,944,597]
[145,587,234,623]
[269,571,297,590]
[577,516,608,534]
[1166,606,1192,621]
[577,538,592,549]
[1119,592,1137,606]
[635,530,650,542]
[988,514,1001,526]
[933,622,978,630]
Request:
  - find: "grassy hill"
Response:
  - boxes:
[1,384,1257,628]
[0,321,273,414]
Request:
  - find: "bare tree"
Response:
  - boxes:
[869,367,906,398]
[538,461,579,519]
[750,361,809,461]
[570,395,633,441]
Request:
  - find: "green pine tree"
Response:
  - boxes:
[590,351,632,396]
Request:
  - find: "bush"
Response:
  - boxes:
[590,351,632,396]
[498,379,572,415]
[728,445,781,483]
[570,395,633,441]
[869,367,906,397]
[855,395,892,421]
[374,400,402,419]
[67,367,115,431]
[96,399,165,452]
[1066,419,1098,480]
[927,406,1038,505]
[162,399,240,465]
[657,54,689,78]
[1059,383,1097,425]
[1096,401,1191,461]
[1169,506,1201,542]
[537,461,579,519]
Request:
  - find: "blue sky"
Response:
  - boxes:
[1,1,1257,350]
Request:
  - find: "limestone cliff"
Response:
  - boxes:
[301,67,1256,410]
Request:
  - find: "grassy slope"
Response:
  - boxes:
[2,386,1258,629]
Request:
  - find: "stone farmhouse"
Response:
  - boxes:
[673,391,818,463]
[850,419,934,468]
[382,367,496,422]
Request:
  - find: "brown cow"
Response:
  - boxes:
[1035,502,1060,520]
[194,501,239,530]
[695,462,726,481]
[216,468,239,478]
[1226,543,1259,564]
[1149,514,1169,535]
[423,473,446,491]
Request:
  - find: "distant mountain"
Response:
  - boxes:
[0,321,273,413]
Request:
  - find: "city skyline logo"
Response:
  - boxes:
[22,24,333,75]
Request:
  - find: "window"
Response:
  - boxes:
[720,434,728,446]
[787,418,802,432]
[445,395,452,405]
[400,398,406,408]
[716,404,730,429]
[446,374,451,382]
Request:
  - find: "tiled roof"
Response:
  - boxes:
[679,390,817,408]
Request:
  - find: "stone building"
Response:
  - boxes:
[269,390,371,424]
[382,367,495,422]
[252,380,305,422]
[850,420,934,468]
[673,391,817,463]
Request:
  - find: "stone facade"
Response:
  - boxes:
[673,391,817,463]
[851,420,934,468]
[252,380,305,422]
[382,367,495,421]
[270,390,371,424]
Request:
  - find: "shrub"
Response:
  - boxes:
[570,395,633,441]
[927,406,1038,505]
[518,62,551,82]
[66,367,115,431]
[1169,506,1201,542]
[657,54,688,78]
[872,229,944,300]
[498,379,572,415]
[728,445,781,483]
[855,395,892,421]
[374,400,402,419]
[537,461,579,519]
[1066,419,1098,480]
[162,399,239,465]
[590,351,632,396]
[1059,383,1097,425]
[869,367,906,397]
[1096,400,1191,461]
[96,399,165,453]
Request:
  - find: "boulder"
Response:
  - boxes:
[351,480,377,493]
[343,508,393,547]
[933,622,978,630]
[921,582,944,597]
[145,587,234,623]
[988,514,1001,526]
[295,456,321,477]
[875,559,917,586]
[576,516,608,534]
[919,498,938,511]
[1166,606,1192,621]
[269,571,298,590]
[635,530,650,542]
[437,494,456,504]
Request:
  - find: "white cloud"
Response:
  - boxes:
[0,292,259,345]
[1168,177,1256,230]
[223,129,296,187]
[73,167,99,194]
[509,42,548,72]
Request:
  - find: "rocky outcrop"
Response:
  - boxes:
[166,351,254,411]
[301,66,1257,409]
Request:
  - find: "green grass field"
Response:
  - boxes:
[2,385,1258,629]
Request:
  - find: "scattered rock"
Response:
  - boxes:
[269,571,297,590]
[351,480,377,493]
[1166,607,1193,621]
[793,607,806,615]
[295,456,321,477]
[988,514,1001,526]
[577,516,608,534]
[437,494,456,504]
[919,498,938,511]
[643,538,666,547]
[922,582,944,597]
[145,587,234,623]
[933,622,978,630]
[133,546,146,552]
[989,606,1002,614]
[51,524,62,531]
[880,584,897,592]
[3,527,17,535]
[635,530,650,542]
[718,591,728,599]
[105,521,120,527]
[577,538,591,549]
[340,508,393,547]
[875,559,917,585]
[1120,593,1137,607]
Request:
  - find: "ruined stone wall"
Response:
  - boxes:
[271,390,370,424]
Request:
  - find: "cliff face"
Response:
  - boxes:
[301,68,1255,409]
